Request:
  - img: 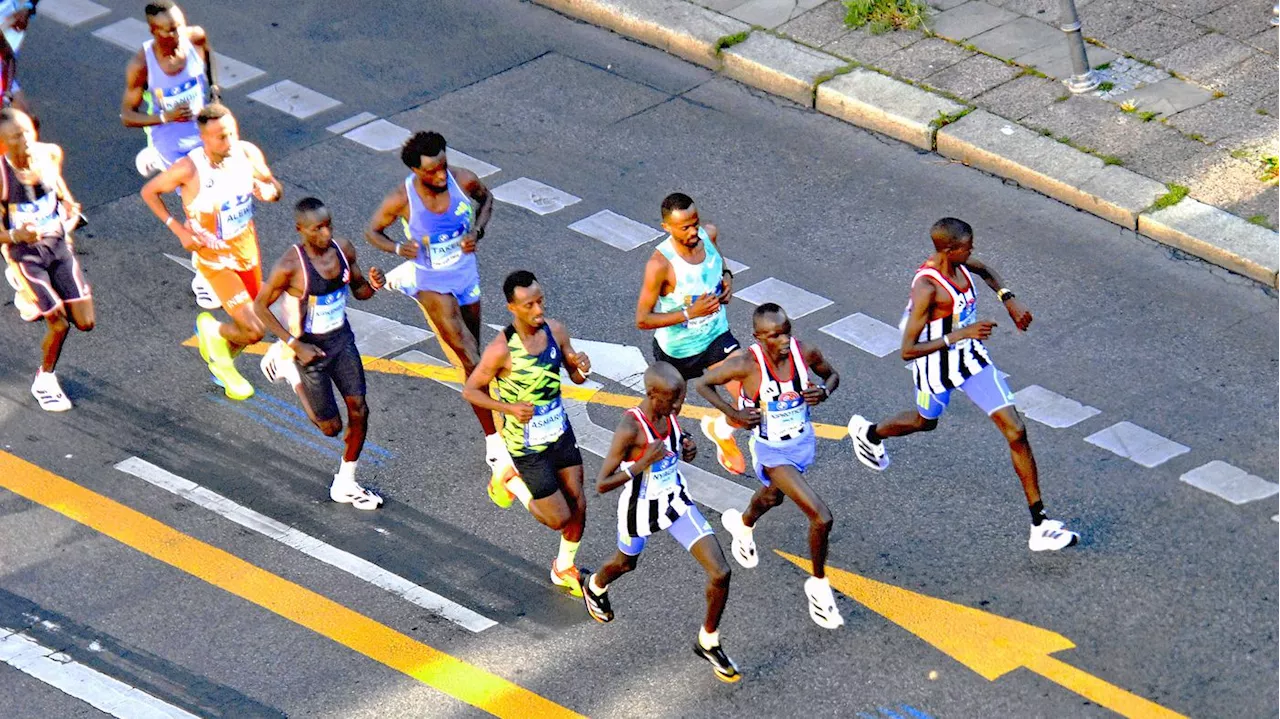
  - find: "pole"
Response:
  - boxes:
[1058,0,1100,93]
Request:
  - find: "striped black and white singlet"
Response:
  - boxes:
[902,264,992,394]
[617,407,694,540]
[739,338,811,444]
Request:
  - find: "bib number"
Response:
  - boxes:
[217,195,253,238]
[642,452,680,500]
[11,195,60,238]
[428,232,463,269]
[306,288,349,335]
[764,395,807,439]
[683,294,719,330]
[956,297,977,328]
[524,398,566,447]
[156,77,203,113]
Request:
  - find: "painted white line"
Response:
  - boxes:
[734,276,833,319]
[346,308,434,359]
[447,150,501,179]
[569,210,663,251]
[0,628,199,719]
[1180,461,1279,505]
[162,252,194,272]
[247,80,341,119]
[566,338,650,392]
[211,53,267,90]
[491,178,581,215]
[723,257,750,275]
[114,457,497,633]
[343,119,410,152]
[1083,421,1190,468]
[327,112,378,135]
[1012,384,1101,429]
[37,0,110,27]
[820,312,900,358]
[91,17,151,51]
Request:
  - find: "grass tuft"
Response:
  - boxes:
[1096,81,1115,92]
[1152,184,1190,210]
[843,0,929,33]
[715,30,751,52]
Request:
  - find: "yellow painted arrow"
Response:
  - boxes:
[777,552,1188,719]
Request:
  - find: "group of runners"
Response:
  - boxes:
[0,0,1080,683]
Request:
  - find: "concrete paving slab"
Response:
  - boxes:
[690,0,743,11]
[1141,0,1236,19]
[922,53,1022,99]
[974,74,1066,120]
[1075,165,1168,230]
[722,32,848,107]
[568,210,664,250]
[1201,0,1275,40]
[247,80,342,119]
[927,1,1018,41]
[726,0,802,28]
[1155,32,1258,84]
[1114,77,1216,117]
[1243,27,1278,56]
[1111,10,1209,60]
[1138,197,1280,287]
[1167,95,1274,144]
[968,16,1063,61]
[876,36,974,81]
[926,0,969,10]
[817,68,968,149]
[1078,0,1156,43]
[734,276,833,318]
[822,28,923,65]
[1012,384,1101,428]
[36,0,110,27]
[819,313,901,357]
[491,177,583,215]
[533,0,752,69]
[777,1,853,48]
[1180,460,1280,505]
[1084,421,1190,468]
[1017,41,1119,80]
[1203,52,1280,101]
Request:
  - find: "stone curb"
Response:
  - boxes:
[532,0,1280,288]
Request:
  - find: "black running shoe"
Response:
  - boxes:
[581,573,614,623]
[693,642,741,683]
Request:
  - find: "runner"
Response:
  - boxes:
[582,361,741,683]
[636,192,745,475]
[461,270,592,597]
[694,303,844,629]
[0,107,93,411]
[253,197,385,510]
[119,0,220,308]
[365,131,507,478]
[0,0,36,114]
[140,103,282,401]
[847,217,1080,552]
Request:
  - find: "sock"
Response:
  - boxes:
[698,626,720,650]
[589,575,608,596]
[337,460,357,483]
[866,424,882,444]
[485,433,502,452]
[1029,500,1047,526]
[505,476,533,508]
[809,574,830,589]
[712,413,736,440]
[556,537,580,570]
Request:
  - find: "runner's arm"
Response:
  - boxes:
[900,281,950,362]
[120,52,166,128]
[801,343,839,403]
[338,237,381,300]
[548,319,590,384]
[140,157,193,223]
[364,187,410,256]
[253,252,302,346]
[241,142,282,203]
[461,338,518,416]
[693,354,753,418]
[597,414,643,494]
[704,223,734,304]
[964,256,1031,330]
[187,26,219,101]
[455,168,493,239]
[0,34,14,102]
[635,252,687,330]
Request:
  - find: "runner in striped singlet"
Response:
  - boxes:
[847,217,1079,552]
[696,304,844,629]
[582,362,740,683]
[462,271,594,597]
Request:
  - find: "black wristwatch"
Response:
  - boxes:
[475,226,486,241]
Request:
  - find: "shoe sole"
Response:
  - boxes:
[693,647,742,683]
[1030,534,1080,552]
[701,417,746,475]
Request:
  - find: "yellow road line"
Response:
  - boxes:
[1024,655,1188,719]
[0,451,583,719]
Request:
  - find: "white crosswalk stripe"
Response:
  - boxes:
[820,312,901,358]
[491,177,581,215]
[1012,384,1101,429]
[734,276,833,319]
[248,80,342,119]
[1179,461,1279,505]
[569,210,663,251]
[1084,421,1190,468]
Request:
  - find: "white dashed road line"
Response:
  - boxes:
[343,119,411,151]
[1011,384,1101,429]
[569,210,663,251]
[820,312,901,358]
[247,79,341,119]
[1179,461,1279,505]
[734,276,834,319]
[491,177,581,215]
[37,0,109,27]
[1084,421,1190,468]
[326,112,378,135]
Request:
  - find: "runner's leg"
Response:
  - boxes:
[688,533,732,633]
[415,289,496,435]
[761,464,833,578]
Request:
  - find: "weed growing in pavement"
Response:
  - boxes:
[1138,111,1158,122]
[1054,94,1070,102]
[1152,184,1189,210]
[1095,62,1111,71]
[1120,101,1138,112]
[1259,156,1278,184]
[1248,214,1274,228]
[842,0,928,34]
[1096,81,1115,92]
[929,107,973,129]
[1101,155,1124,166]
[1019,66,1048,79]
[1256,108,1270,116]
[715,30,751,52]
[1230,148,1253,160]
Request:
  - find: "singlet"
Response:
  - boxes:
[143,38,207,164]
[739,338,811,445]
[287,244,352,343]
[183,144,258,272]
[617,407,694,539]
[900,264,991,394]
[402,172,476,276]
[652,229,729,359]
[495,323,566,457]
[0,154,65,248]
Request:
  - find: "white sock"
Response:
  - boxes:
[337,460,357,483]
[712,413,736,440]
[589,575,608,596]
[556,537,580,570]
[699,627,720,650]
[485,433,502,452]
[505,476,533,508]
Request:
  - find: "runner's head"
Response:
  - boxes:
[643,362,686,418]
[930,217,974,264]
[145,1,186,55]
[752,302,792,360]
[295,197,334,251]
[660,192,701,248]
[402,131,449,193]
[196,103,236,158]
[504,270,545,329]
[0,107,36,158]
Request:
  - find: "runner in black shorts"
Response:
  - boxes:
[254,197,386,510]
[0,108,93,412]
[652,329,739,382]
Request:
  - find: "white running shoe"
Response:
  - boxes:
[134,146,166,177]
[384,261,417,294]
[721,508,758,568]
[804,575,844,629]
[1028,519,1079,552]
[31,371,72,412]
[6,266,39,322]
[191,262,219,309]
[847,414,889,471]
[260,340,301,386]
[330,477,384,510]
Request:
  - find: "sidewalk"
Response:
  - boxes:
[707,0,1279,227]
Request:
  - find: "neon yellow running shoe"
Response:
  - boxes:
[195,312,232,365]
[208,360,254,400]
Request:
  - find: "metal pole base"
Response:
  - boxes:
[1064,69,1102,94]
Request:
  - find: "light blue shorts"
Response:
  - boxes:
[398,258,481,306]
[749,432,816,486]
[618,504,714,556]
[916,364,1015,420]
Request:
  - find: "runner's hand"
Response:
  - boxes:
[12,9,31,32]
[509,402,535,423]
[293,342,326,366]
[460,232,478,254]
[959,320,997,341]
[367,266,385,291]
[394,241,419,260]
[728,406,761,429]
[569,351,591,376]
[689,293,720,319]
[12,225,39,244]
[1004,298,1032,331]
[680,433,697,462]
[637,441,667,472]
[718,274,734,305]
[802,383,828,406]
[209,85,222,104]
[166,104,195,123]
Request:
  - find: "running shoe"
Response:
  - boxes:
[196,313,253,400]
[847,414,889,471]
[804,576,844,629]
[580,572,614,623]
[1028,519,1080,552]
[259,340,300,386]
[191,268,219,310]
[30,371,71,412]
[551,560,584,598]
[701,414,746,475]
[134,146,165,177]
[330,477,384,510]
[487,465,518,509]
[6,266,39,322]
[693,642,741,683]
[720,508,758,569]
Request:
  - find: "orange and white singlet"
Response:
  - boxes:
[183,144,259,272]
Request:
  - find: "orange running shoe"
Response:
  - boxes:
[551,560,584,597]
[701,414,746,475]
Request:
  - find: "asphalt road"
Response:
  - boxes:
[1,0,1276,717]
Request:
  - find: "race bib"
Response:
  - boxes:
[10,195,61,238]
[956,297,977,328]
[764,394,808,439]
[155,77,203,113]
[524,398,566,447]
[683,294,719,330]
[427,231,463,269]
[217,194,254,238]
[641,451,681,500]
[306,287,349,335]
